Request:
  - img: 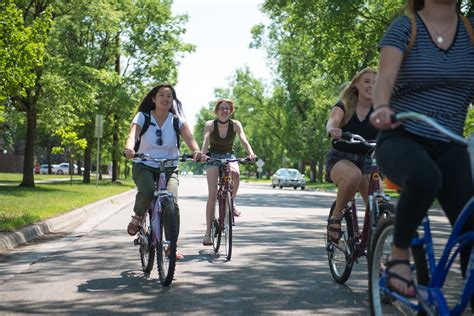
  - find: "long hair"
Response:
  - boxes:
[339,67,377,126]
[407,0,461,14]
[137,83,185,118]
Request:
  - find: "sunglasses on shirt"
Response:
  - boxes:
[155,128,162,146]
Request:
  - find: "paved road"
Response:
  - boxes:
[0,176,466,315]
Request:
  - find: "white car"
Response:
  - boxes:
[271,168,306,190]
[55,163,78,175]
[40,164,59,174]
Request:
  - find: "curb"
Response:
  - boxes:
[0,189,136,253]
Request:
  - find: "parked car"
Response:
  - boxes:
[40,164,59,174]
[55,163,79,175]
[271,168,306,190]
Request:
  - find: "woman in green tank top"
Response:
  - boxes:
[200,99,256,246]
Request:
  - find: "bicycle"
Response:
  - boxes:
[369,112,474,315]
[326,132,395,284]
[133,153,193,286]
[205,157,256,261]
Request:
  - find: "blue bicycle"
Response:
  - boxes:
[368,112,474,315]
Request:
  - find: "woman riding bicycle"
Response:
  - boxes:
[200,98,256,246]
[123,83,202,260]
[325,67,378,244]
[370,0,474,300]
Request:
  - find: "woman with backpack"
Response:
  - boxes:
[370,0,474,299]
[123,83,202,260]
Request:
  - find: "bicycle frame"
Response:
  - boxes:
[150,165,175,245]
[216,162,234,229]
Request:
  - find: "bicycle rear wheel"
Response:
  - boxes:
[327,201,355,284]
[223,191,233,261]
[156,199,177,286]
[140,209,155,274]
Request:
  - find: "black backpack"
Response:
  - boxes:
[133,111,181,152]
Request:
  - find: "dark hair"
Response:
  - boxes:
[407,0,461,14]
[137,83,184,118]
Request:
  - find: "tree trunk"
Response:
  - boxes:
[309,159,316,183]
[317,159,324,183]
[112,33,121,182]
[112,113,119,181]
[83,138,92,183]
[20,103,36,188]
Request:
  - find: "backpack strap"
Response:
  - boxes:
[173,115,181,150]
[405,13,417,58]
[460,15,474,45]
[133,111,151,152]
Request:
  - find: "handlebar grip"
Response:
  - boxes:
[181,153,194,159]
[341,132,352,140]
[390,114,398,123]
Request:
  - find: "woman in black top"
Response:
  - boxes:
[325,67,378,243]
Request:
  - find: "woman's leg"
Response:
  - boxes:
[205,167,219,238]
[376,134,441,296]
[435,143,474,307]
[230,162,241,215]
[128,163,155,235]
[327,160,363,241]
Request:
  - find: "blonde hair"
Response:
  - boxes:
[339,67,377,126]
[214,98,235,114]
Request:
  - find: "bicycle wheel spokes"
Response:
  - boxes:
[139,211,155,274]
[223,192,233,261]
[211,218,221,253]
[156,201,177,286]
[327,202,354,284]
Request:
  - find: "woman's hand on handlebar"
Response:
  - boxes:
[192,151,202,162]
[370,106,399,130]
[200,154,209,163]
[328,127,342,140]
[123,147,135,159]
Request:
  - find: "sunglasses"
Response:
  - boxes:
[155,128,163,146]
[219,106,231,111]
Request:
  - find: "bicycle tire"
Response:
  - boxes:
[156,199,177,286]
[377,202,395,225]
[223,191,233,261]
[327,201,355,284]
[140,209,155,273]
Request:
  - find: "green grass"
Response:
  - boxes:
[0,174,135,231]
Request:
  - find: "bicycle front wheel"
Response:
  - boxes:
[156,199,177,286]
[327,201,354,284]
[223,191,233,261]
[140,209,155,274]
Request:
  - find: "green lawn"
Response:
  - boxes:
[0,173,135,231]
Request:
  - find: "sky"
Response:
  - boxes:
[171,0,272,130]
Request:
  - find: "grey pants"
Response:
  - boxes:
[132,162,180,238]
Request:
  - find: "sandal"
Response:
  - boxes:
[327,217,342,243]
[176,251,184,260]
[127,215,142,236]
[385,259,416,298]
[232,202,241,217]
[203,234,212,246]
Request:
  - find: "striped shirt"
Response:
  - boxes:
[380,14,474,141]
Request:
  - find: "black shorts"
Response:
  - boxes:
[325,148,372,183]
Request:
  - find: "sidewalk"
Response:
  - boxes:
[0,189,136,254]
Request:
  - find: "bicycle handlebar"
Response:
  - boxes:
[204,156,258,164]
[335,132,376,148]
[393,112,467,146]
[133,153,194,162]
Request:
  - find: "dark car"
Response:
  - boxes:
[271,168,306,190]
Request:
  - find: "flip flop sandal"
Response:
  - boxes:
[327,217,342,243]
[127,215,142,236]
[385,259,416,298]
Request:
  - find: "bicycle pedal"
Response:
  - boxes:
[133,238,141,246]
